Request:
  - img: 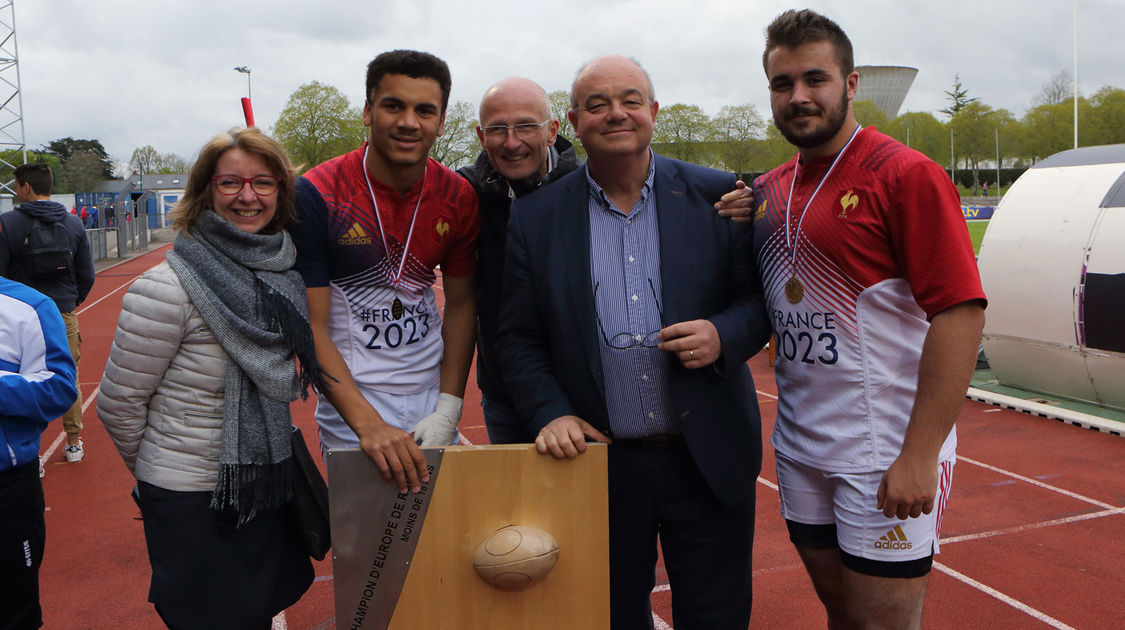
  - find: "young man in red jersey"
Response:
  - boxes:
[721,10,986,629]
[294,50,479,494]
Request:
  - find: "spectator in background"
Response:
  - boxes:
[0,163,95,465]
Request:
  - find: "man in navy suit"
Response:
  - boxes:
[497,55,771,629]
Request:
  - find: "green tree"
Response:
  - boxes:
[712,103,767,175]
[1018,100,1078,163]
[156,152,191,173]
[130,145,159,174]
[653,103,715,164]
[883,111,947,165]
[759,124,797,171]
[55,151,107,193]
[1087,86,1125,146]
[940,74,978,119]
[271,81,364,172]
[42,137,114,180]
[852,100,888,129]
[0,151,60,196]
[548,89,576,146]
[1033,71,1075,107]
[549,89,586,161]
[429,100,478,169]
[951,102,1015,189]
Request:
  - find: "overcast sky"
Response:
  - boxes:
[15,0,1123,169]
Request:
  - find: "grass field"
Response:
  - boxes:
[967,220,989,254]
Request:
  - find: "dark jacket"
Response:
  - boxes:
[0,200,95,312]
[457,136,579,403]
[496,154,771,506]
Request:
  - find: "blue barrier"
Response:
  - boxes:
[963,205,995,220]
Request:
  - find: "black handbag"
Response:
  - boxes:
[287,425,331,561]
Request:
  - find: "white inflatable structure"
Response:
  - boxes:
[978,144,1125,411]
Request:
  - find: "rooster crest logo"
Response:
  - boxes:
[838,190,859,218]
[435,219,450,242]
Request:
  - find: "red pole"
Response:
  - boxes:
[241,97,255,127]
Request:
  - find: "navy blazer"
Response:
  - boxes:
[496,154,771,506]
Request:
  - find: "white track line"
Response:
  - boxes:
[271,611,288,629]
[651,583,673,629]
[43,254,159,462]
[957,455,1116,510]
[751,455,1102,630]
[756,389,778,400]
[40,432,66,467]
[75,278,134,314]
[933,562,1077,630]
[941,507,1124,545]
[41,385,101,465]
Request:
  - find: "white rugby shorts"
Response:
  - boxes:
[776,452,955,563]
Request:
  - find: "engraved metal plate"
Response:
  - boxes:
[327,448,444,630]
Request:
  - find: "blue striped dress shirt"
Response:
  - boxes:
[585,155,676,439]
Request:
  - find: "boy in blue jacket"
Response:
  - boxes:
[0,275,77,628]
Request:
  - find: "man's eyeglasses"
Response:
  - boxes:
[212,175,280,196]
[594,279,663,349]
[480,120,550,140]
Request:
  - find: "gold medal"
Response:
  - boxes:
[785,276,804,304]
[392,297,404,320]
[781,124,861,308]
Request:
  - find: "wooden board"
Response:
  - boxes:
[386,444,609,629]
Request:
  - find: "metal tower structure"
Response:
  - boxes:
[0,0,26,197]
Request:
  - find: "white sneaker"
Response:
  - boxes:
[64,439,84,463]
[40,459,45,478]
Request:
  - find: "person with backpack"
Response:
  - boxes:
[0,162,95,465]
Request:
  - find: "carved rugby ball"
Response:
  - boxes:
[472,525,559,590]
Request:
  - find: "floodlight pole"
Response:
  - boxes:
[950,128,955,188]
[0,0,28,197]
[995,128,1000,196]
[234,65,252,101]
[1073,4,1078,149]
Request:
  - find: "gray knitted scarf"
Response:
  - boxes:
[167,210,326,526]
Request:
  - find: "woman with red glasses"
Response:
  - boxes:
[98,127,327,629]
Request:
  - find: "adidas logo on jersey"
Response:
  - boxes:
[874,525,912,550]
[753,199,767,222]
[838,189,859,218]
[338,223,373,246]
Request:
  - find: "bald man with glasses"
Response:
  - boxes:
[457,76,579,445]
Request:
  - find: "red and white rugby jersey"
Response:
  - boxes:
[751,128,985,472]
[294,146,480,395]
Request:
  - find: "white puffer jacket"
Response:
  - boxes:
[98,261,229,492]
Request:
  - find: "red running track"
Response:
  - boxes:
[37,245,1125,628]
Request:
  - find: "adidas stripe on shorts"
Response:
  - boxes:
[776,452,955,573]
